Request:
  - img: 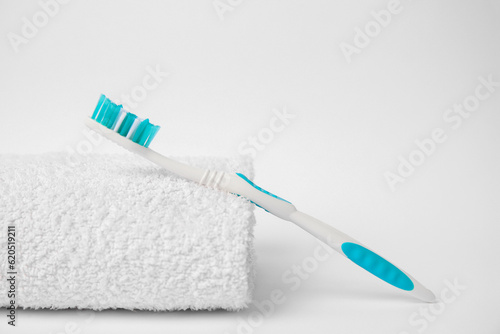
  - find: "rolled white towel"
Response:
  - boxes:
[0,153,255,311]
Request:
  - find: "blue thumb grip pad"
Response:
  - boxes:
[235,173,291,203]
[341,242,414,291]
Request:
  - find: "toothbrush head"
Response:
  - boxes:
[90,94,161,148]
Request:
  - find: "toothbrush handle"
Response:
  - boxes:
[225,173,435,302]
[82,120,435,302]
[287,211,428,297]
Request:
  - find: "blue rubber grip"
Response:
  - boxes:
[236,173,291,203]
[341,242,414,291]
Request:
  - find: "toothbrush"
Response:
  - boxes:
[85,94,436,302]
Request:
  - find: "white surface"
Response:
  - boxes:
[1,0,500,333]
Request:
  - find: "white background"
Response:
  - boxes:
[1,0,500,333]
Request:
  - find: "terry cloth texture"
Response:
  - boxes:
[0,153,255,311]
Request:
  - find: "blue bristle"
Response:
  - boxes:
[91,95,160,146]
[105,104,120,129]
[96,99,110,123]
[132,119,150,144]
[144,125,160,148]
[101,102,116,128]
[118,112,137,137]
[91,94,106,120]
[137,123,154,146]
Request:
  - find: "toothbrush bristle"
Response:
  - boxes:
[91,94,160,148]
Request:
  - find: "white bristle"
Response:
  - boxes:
[112,109,127,132]
[126,117,143,139]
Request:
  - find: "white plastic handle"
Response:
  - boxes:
[224,173,436,302]
[85,118,435,302]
